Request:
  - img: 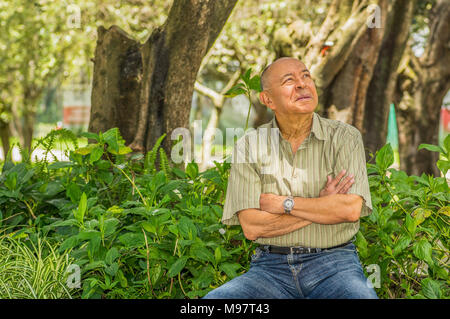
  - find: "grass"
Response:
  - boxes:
[0,236,75,299]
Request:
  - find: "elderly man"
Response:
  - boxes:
[203,57,378,299]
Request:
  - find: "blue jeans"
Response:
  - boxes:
[203,243,378,299]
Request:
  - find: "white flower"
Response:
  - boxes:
[219,228,226,235]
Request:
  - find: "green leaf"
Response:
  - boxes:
[443,134,450,154]
[418,143,444,154]
[167,256,188,278]
[142,221,156,234]
[117,270,128,288]
[393,234,411,256]
[66,183,82,203]
[385,245,393,256]
[45,218,79,229]
[107,145,132,155]
[151,264,162,285]
[59,235,79,252]
[103,128,120,153]
[191,269,214,289]
[376,144,394,171]
[103,218,120,237]
[105,262,119,277]
[178,216,197,240]
[168,224,179,236]
[241,68,252,84]
[215,247,222,264]
[224,85,246,98]
[80,132,99,141]
[89,146,104,163]
[77,230,101,241]
[354,231,368,259]
[437,206,450,217]
[405,213,417,235]
[75,144,98,155]
[47,161,73,170]
[185,162,199,179]
[431,265,448,280]
[105,247,119,265]
[436,160,450,176]
[420,278,442,299]
[248,75,262,92]
[5,171,17,191]
[118,233,145,248]
[413,239,433,265]
[84,261,107,272]
[412,208,432,226]
[75,192,87,224]
[219,263,241,279]
[190,245,215,263]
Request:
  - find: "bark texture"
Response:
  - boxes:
[89,0,238,155]
[395,0,450,176]
[363,0,415,157]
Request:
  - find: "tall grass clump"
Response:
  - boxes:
[0,236,74,298]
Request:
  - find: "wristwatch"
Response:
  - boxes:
[283,196,294,214]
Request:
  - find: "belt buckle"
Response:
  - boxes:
[290,246,306,254]
[290,246,318,254]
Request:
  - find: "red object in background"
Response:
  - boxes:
[63,105,90,126]
[442,108,450,133]
[321,46,330,56]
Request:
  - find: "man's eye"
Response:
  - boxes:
[303,74,310,78]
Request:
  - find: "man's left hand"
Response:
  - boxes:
[259,193,285,214]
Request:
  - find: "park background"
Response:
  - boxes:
[0,0,449,299]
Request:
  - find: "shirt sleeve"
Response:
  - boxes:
[334,128,373,217]
[221,136,262,226]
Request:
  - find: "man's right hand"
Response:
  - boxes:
[319,169,354,197]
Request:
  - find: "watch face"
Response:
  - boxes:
[284,198,294,209]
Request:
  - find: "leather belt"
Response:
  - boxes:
[259,241,352,255]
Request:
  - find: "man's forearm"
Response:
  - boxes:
[290,194,362,224]
[237,209,312,240]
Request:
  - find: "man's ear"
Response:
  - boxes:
[260,91,275,111]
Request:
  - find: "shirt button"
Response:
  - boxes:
[293,173,298,178]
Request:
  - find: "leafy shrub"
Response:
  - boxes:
[1,128,448,299]
[355,136,449,299]
[0,128,254,299]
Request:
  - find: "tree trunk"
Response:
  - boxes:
[89,26,142,146]
[396,0,450,176]
[89,0,238,156]
[324,0,388,131]
[0,120,11,160]
[363,0,415,158]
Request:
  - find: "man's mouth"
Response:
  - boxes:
[296,94,312,101]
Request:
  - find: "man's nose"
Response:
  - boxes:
[295,77,307,88]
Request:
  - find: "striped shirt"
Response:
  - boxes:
[222,112,372,248]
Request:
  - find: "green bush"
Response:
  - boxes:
[0,128,448,299]
[0,128,254,299]
[355,139,449,299]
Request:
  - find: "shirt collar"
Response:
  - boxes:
[270,112,327,141]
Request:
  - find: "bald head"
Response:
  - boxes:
[260,57,305,91]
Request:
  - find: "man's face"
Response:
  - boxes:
[260,58,318,115]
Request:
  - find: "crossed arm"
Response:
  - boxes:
[238,170,364,241]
